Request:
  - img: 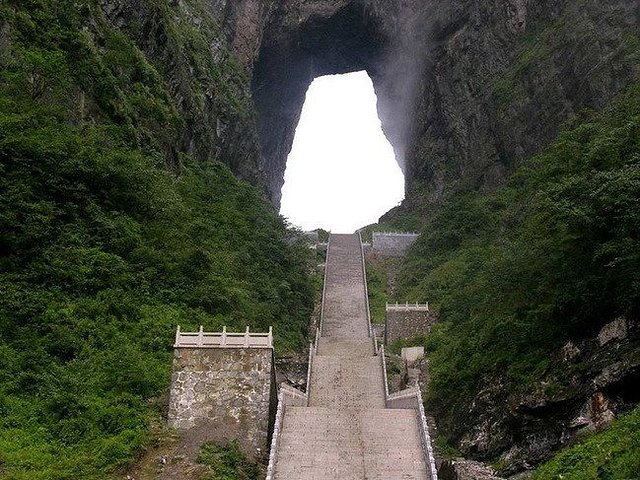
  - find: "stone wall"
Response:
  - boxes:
[385,308,437,344]
[372,233,419,256]
[168,347,276,460]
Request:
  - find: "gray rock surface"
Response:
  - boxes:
[440,458,504,480]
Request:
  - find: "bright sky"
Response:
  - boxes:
[280,71,405,233]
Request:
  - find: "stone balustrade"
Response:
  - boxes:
[174,325,273,349]
[387,301,430,311]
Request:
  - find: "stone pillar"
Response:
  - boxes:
[168,345,276,460]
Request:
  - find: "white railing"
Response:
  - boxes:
[305,340,313,401]
[267,322,322,475]
[381,345,438,479]
[359,232,378,355]
[386,302,430,311]
[372,231,420,237]
[305,328,320,406]
[380,345,390,397]
[174,325,273,348]
[319,236,331,335]
[266,390,285,480]
[416,384,439,480]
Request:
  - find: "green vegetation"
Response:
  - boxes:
[397,83,640,425]
[532,406,640,480]
[492,0,640,111]
[0,1,313,478]
[365,257,388,325]
[315,228,330,243]
[198,441,260,480]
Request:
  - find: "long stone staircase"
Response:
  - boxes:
[272,234,431,479]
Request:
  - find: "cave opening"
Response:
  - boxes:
[279,71,404,233]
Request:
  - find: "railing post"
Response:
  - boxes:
[268,326,273,348]
[197,325,204,347]
[244,326,250,347]
[221,326,227,346]
[175,325,181,346]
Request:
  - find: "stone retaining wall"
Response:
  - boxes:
[385,308,437,345]
[168,347,276,460]
[372,232,419,256]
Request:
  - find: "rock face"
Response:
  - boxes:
[439,459,504,480]
[251,0,639,208]
[90,0,638,208]
[93,0,268,188]
[450,317,639,474]
[61,0,638,471]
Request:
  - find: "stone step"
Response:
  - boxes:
[271,234,430,480]
[274,407,428,480]
[309,355,385,408]
[317,338,374,358]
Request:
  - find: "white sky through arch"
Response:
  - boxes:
[279,72,404,233]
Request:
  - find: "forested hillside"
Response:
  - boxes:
[391,83,640,471]
[0,1,313,477]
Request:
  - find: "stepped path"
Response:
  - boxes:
[273,234,428,479]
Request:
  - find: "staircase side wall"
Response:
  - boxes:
[385,310,437,345]
[372,233,419,256]
[168,347,274,460]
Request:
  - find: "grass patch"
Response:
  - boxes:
[532,406,640,480]
[197,441,260,480]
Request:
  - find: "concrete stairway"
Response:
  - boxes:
[272,234,429,479]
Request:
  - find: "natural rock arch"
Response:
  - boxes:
[251,1,426,207]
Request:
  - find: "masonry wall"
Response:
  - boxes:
[372,233,419,256]
[385,309,437,345]
[168,347,275,460]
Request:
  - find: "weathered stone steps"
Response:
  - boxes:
[272,234,428,479]
[310,355,385,408]
[276,407,426,480]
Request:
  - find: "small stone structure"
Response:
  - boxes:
[402,346,425,365]
[372,232,419,256]
[168,326,276,460]
[385,302,437,345]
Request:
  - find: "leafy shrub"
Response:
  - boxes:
[397,83,640,425]
[198,441,260,480]
[0,1,314,477]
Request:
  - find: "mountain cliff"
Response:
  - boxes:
[1,0,638,477]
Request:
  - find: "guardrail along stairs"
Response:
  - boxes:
[272,233,432,479]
